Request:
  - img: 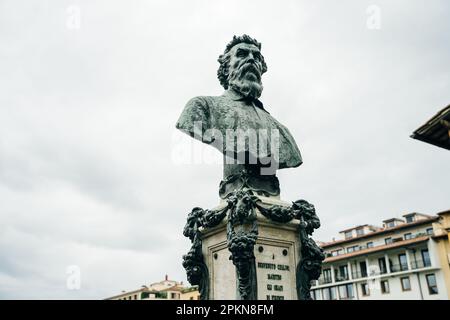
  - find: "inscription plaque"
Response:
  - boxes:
[256,243,295,300]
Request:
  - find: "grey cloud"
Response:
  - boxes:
[0,0,449,298]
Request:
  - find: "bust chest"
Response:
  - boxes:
[207,96,276,132]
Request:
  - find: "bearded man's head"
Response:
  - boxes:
[217,35,268,99]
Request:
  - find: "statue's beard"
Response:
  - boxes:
[228,63,263,100]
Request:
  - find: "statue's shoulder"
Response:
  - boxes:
[185,95,222,108]
[183,95,226,118]
[177,96,218,131]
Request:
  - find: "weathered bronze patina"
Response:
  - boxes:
[177,35,323,300]
[176,35,302,198]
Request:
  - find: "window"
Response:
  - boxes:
[378,258,387,274]
[361,283,370,296]
[346,284,354,298]
[405,216,414,223]
[356,228,364,236]
[426,228,433,235]
[347,245,358,253]
[322,287,336,300]
[385,238,393,244]
[335,265,349,281]
[331,249,343,257]
[367,242,373,248]
[330,287,336,300]
[134,294,137,300]
[381,280,390,294]
[401,277,411,291]
[404,233,412,240]
[421,249,431,267]
[398,253,408,271]
[322,288,330,300]
[155,292,167,299]
[323,268,332,283]
[338,284,354,299]
[345,231,353,239]
[426,274,438,295]
[338,285,347,299]
[386,221,395,228]
[360,261,368,277]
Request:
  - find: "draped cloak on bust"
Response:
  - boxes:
[176,89,302,170]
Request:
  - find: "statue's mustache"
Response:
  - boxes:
[238,62,261,80]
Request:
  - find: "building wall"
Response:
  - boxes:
[312,215,449,300]
[181,290,201,300]
[433,212,450,299]
[435,238,450,299]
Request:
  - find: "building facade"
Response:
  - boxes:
[311,211,450,300]
[105,275,200,300]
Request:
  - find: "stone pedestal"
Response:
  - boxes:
[182,192,324,300]
[203,202,301,300]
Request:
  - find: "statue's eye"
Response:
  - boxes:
[237,49,247,57]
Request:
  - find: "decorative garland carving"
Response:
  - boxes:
[182,192,323,300]
[226,190,259,300]
[255,202,294,223]
[292,200,325,300]
[181,205,229,300]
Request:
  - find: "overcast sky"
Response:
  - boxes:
[1,0,449,299]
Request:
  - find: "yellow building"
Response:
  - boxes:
[432,210,450,298]
[105,275,200,300]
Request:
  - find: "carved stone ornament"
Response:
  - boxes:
[181,190,324,300]
[226,190,259,300]
[293,200,325,300]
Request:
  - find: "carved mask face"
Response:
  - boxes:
[227,43,263,99]
[186,265,201,284]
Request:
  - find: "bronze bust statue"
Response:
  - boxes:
[176,35,302,198]
[178,35,324,300]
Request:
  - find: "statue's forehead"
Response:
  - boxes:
[229,42,260,53]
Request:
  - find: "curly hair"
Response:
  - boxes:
[217,34,268,89]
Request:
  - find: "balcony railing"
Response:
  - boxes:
[411,259,432,269]
[315,260,431,286]
[390,263,409,272]
[351,271,367,279]
[317,278,333,285]
[377,267,388,275]
[335,274,349,282]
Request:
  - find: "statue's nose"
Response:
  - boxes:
[247,53,255,63]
